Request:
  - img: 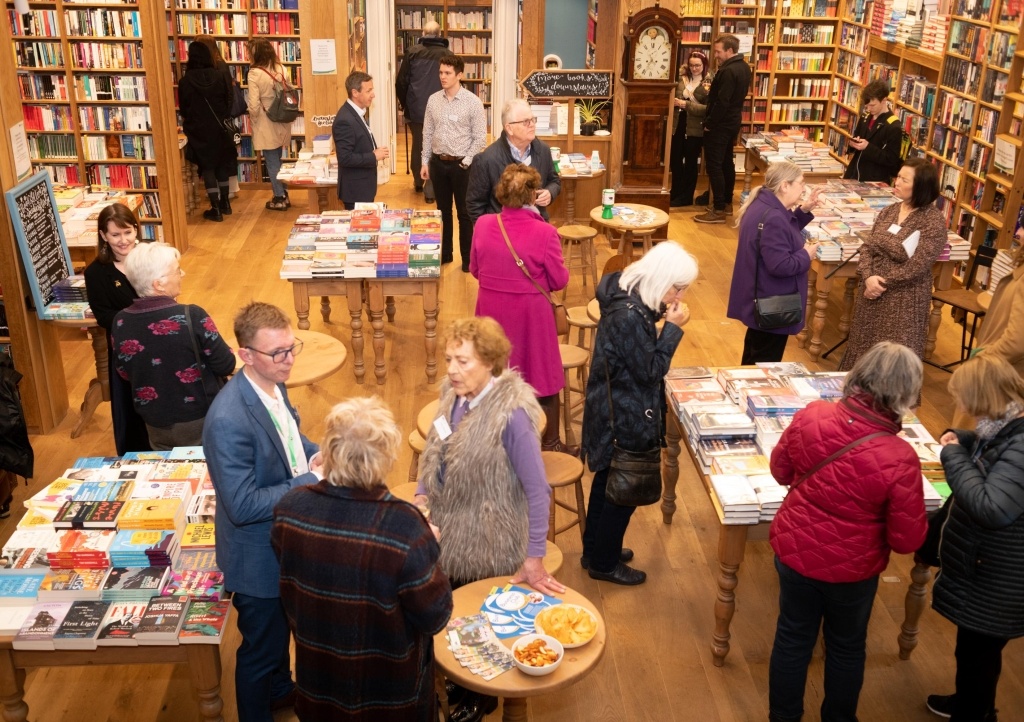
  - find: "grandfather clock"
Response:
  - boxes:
[618,3,681,211]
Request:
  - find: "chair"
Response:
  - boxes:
[542,451,586,544]
[566,306,597,367]
[559,344,590,445]
[927,245,998,371]
[558,225,599,300]
[407,429,426,484]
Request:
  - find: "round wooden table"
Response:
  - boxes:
[558,168,604,226]
[417,398,547,439]
[434,577,606,722]
[588,203,669,264]
[229,329,346,388]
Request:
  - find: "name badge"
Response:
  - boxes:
[433,416,453,440]
[448,114,459,122]
[887,224,901,234]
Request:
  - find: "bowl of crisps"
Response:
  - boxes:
[511,634,564,676]
[533,604,598,648]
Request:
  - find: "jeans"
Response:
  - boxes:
[429,156,472,265]
[741,327,790,365]
[232,593,294,722]
[769,557,879,722]
[951,626,1008,721]
[262,146,285,198]
[581,467,636,573]
[703,128,738,211]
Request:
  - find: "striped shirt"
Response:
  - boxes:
[421,86,487,167]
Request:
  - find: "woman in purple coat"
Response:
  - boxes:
[470,163,571,452]
[727,161,821,364]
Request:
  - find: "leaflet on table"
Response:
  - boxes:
[480,583,562,638]
[445,613,515,680]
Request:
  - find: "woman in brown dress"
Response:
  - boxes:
[839,157,948,371]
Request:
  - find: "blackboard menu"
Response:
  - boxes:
[4,171,72,314]
[521,70,613,98]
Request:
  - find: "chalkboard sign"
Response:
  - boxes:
[521,70,613,98]
[5,171,72,315]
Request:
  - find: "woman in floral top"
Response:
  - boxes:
[112,242,235,450]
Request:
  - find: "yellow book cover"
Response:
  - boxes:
[181,523,216,549]
[117,500,182,529]
[711,455,772,476]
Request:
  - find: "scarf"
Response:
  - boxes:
[975,401,1024,440]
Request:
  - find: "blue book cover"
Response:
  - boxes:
[72,456,120,469]
[121,451,169,461]
[0,574,45,603]
[71,481,127,503]
[168,447,205,460]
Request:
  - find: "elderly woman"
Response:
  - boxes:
[581,241,698,585]
[670,50,712,208]
[768,341,927,722]
[925,355,1024,721]
[83,203,151,454]
[728,161,821,364]
[112,242,235,449]
[839,157,947,370]
[272,396,452,722]
[470,163,570,452]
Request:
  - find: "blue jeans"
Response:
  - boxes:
[769,557,879,722]
[232,593,294,722]
[262,146,285,198]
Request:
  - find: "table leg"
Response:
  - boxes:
[367,283,387,385]
[292,283,311,331]
[712,525,749,667]
[501,697,528,722]
[838,277,857,339]
[385,296,396,323]
[435,669,449,721]
[347,290,365,384]
[925,299,944,361]
[661,414,681,525]
[565,181,577,226]
[795,266,817,348]
[0,647,28,722]
[319,296,331,324]
[70,380,103,439]
[807,270,833,360]
[423,283,439,384]
[185,645,225,722]
[316,188,329,214]
[89,327,110,402]
[898,562,933,661]
[621,231,635,265]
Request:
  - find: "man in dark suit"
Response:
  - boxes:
[203,302,322,722]
[333,71,389,210]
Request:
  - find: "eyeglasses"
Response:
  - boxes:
[508,117,537,127]
[246,340,304,364]
[672,283,688,292]
[688,63,704,68]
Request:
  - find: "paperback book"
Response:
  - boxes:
[52,600,110,650]
[135,596,189,645]
[13,601,73,650]
[178,599,231,644]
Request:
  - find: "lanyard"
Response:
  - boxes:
[267,401,301,476]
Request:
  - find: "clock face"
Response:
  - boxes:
[633,25,672,80]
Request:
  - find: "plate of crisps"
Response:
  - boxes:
[511,634,564,676]
[533,604,598,648]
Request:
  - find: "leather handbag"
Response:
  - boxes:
[603,360,662,507]
[202,97,241,145]
[752,209,803,330]
[497,215,569,336]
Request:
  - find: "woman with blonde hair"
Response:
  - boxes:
[247,37,293,211]
[927,354,1024,721]
[727,161,821,364]
[273,396,452,722]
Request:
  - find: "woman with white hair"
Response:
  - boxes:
[272,396,452,722]
[112,242,235,449]
[580,241,699,585]
[727,161,821,364]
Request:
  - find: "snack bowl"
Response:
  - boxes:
[533,603,598,648]
[511,634,564,676]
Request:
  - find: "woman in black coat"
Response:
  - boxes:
[178,41,237,222]
[580,242,698,585]
[928,354,1024,720]
[83,203,150,455]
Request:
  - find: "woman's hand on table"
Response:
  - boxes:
[864,275,887,299]
[511,556,566,596]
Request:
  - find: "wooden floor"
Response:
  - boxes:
[15,174,1024,721]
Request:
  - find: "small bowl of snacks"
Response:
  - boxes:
[511,634,564,676]
[533,604,598,648]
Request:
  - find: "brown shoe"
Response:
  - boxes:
[542,438,581,457]
[694,210,726,224]
[723,203,735,215]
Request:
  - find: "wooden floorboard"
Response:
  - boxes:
[15,173,1023,721]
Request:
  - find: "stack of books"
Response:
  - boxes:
[709,475,762,524]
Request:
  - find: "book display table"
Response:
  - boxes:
[49,320,108,439]
[742,146,844,195]
[281,180,336,215]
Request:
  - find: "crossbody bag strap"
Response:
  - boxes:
[752,206,801,298]
[496,214,557,306]
[792,431,888,488]
[254,66,288,114]
[181,304,213,403]
[202,96,225,127]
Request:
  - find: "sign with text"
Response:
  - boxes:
[5,171,72,314]
[521,70,613,98]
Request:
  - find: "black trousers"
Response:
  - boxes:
[952,626,1008,721]
[670,129,704,205]
[704,127,738,210]
[581,467,636,573]
[409,122,424,189]
[741,327,790,365]
[429,156,472,265]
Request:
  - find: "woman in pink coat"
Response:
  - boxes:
[470,163,570,452]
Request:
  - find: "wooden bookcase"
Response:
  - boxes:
[6,0,185,243]
[165,0,304,188]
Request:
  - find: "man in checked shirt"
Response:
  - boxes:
[421,53,488,272]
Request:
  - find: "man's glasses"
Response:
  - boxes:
[508,117,537,126]
[246,340,304,364]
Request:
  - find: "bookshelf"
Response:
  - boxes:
[165,0,305,189]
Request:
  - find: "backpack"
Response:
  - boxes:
[256,67,300,124]
[887,115,913,161]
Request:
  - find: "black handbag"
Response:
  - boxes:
[915,496,952,567]
[604,360,662,507]
[752,209,804,330]
[203,97,241,145]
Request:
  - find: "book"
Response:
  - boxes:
[135,596,189,644]
[52,600,110,649]
[0,574,44,605]
[711,455,772,476]
[96,601,148,646]
[101,566,171,602]
[46,529,116,569]
[161,570,224,601]
[0,606,34,635]
[179,522,216,549]
[13,601,73,650]
[666,366,713,379]
[709,475,760,512]
[116,499,184,530]
[37,567,110,601]
[747,394,807,416]
[178,599,232,644]
[52,500,124,529]
[1,528,58,573]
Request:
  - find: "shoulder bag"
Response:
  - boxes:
[752,208,804,330]
[256,67,300,124]
[604,358,662,507]
[202,97,240,145]
[496,215,569,336]
[182,305,229,406]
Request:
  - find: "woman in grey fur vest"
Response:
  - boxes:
[928,354,1024,722]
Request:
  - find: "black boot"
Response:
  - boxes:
[219,195,232,215]
[203,194,223,222]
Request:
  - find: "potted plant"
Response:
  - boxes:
[577,99,608,136]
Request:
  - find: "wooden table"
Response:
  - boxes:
[588,204,669,264]
[281,180,336,214]
[0,639,224,722]
[742,147,844,195]
[558,169,604,226]
[49,319,108,439]
[228,330,346,388]
[434,578,605,722]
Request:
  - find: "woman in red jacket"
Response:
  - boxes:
[768,341,928,722]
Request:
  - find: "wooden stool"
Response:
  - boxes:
[408,429,426,484]
[566,306,597,367]
[542,450,586,544]
[390,481,418,503]
[559,344,589,446]
[558,225,599,300]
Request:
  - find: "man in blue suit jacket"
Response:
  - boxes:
[333,71,389,210]
[203,302,322,722]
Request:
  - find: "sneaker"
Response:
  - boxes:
[723,203,735,215]
[926,694,953,718]
[694,210,726,224]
